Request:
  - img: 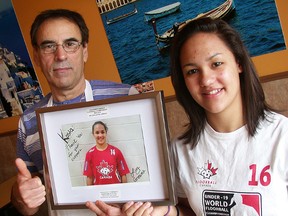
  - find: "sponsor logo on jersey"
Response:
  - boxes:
[202,190,262,215]
[196,160,218,187]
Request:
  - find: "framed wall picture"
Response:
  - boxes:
[36,91,176,209]
[98,0,285,85]
[0,0,43,119]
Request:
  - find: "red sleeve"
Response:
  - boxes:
[116,148,130,176]
[83,150,92,176]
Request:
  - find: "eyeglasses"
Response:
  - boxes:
[39,41,82,54]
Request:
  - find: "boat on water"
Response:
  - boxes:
[106,6,137,25]
[152,0,235,52]
[144,2,181,22]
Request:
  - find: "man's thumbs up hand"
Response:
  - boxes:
[14,158,46,210]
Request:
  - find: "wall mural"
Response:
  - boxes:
[0,0,43,119]
[97,0,285,86]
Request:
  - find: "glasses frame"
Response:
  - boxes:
[38,41,82,54]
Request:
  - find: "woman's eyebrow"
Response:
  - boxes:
[206,53,222,61]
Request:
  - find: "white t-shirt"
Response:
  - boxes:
[172,112,288,216]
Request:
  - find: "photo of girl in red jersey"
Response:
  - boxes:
[83,121,130,185]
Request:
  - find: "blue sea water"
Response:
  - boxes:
[101,0,285,85]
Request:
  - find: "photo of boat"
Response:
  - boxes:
[144,2,181,22]
[100,0,284,85]
[106,5,137,25]
[152,0,235,52]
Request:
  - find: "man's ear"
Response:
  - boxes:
[237,62,242,74]
[33,48,40,66]
[82,43,88,63]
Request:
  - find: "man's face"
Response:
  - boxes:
[33,18,88,92]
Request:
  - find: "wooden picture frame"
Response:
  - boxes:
[36,91,176,209]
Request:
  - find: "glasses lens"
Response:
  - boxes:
[63,41,81,53]
[39,41,81,53]
[40,43,56,53]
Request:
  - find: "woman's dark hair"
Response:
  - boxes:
[92,121,108,134]
[30,9,89,48]
[170,17,271,148]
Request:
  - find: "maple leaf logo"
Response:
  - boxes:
[197,160,218,179]
[96,160,113,177]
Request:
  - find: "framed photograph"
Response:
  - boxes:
[36,91,176,209]
[0,0,43,120]
[98,0,285,85]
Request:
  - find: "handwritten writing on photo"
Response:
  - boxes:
[130,166,146,182]
[58,127,83,162]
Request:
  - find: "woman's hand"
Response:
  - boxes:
[86,200,122,216]
[122,202,169,216]
[86,200,170,216]
[122,201,153,216]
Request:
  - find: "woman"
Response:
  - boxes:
[120,17,288,215]
[83,121,130,185]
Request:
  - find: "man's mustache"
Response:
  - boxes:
[52,62,72,70]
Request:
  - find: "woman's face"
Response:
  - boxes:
[180,32,243,118]
[93,124,107,146]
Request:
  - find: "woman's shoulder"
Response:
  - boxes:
[107,144,122,151]
[265,111,288,125]
[87,146,97,153]
[260,111,288,134]
[170,137,191,154]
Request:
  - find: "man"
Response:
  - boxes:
[11,9,138,216]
